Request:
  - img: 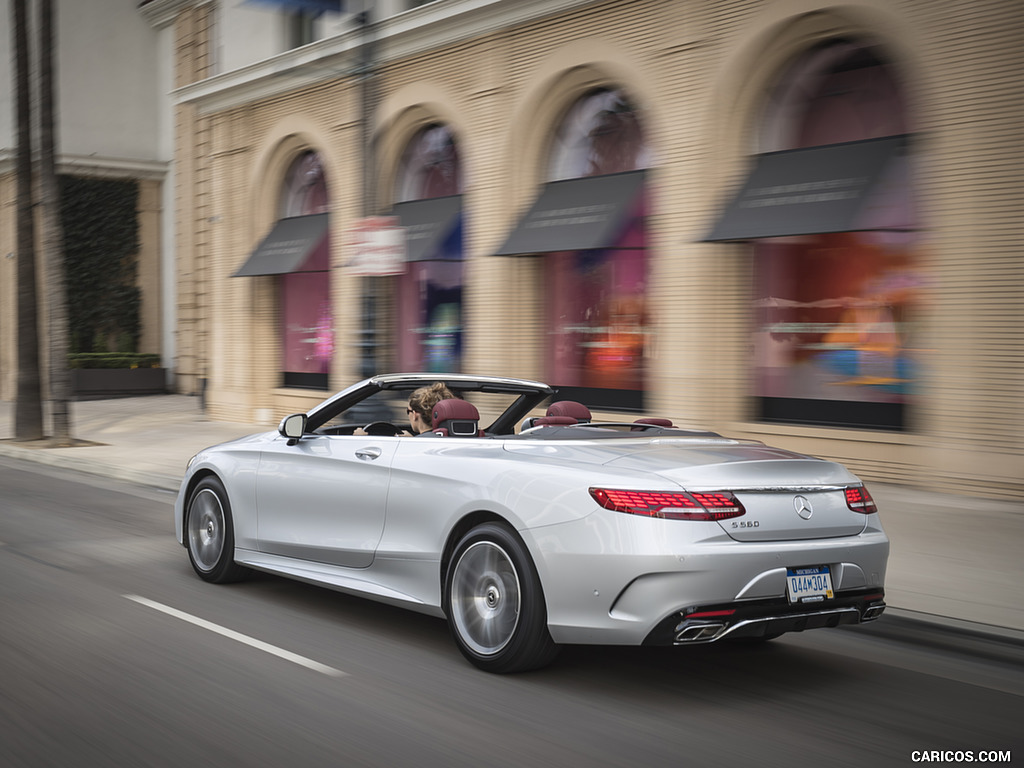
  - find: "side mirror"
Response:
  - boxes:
[278,413,308,442]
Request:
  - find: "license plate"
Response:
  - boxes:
[786,566,834,603]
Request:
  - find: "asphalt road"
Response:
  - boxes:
[1,456,1021,768]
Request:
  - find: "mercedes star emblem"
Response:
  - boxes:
[794,495,814,520]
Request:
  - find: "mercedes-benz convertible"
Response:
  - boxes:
[175,373,889,673]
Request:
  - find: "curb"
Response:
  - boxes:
[0,442,182,493]
[852,607,1024,649]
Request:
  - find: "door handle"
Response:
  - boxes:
[355,447,383,461]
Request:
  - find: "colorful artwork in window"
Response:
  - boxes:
[545,198,647,393]
[754,233,921,416]
[395,258,463,374]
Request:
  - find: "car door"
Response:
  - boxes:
[255,433,399,568]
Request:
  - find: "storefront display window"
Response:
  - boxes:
[395,125,464,372]
[752,43,919,429]
[545,198,647,396]
[279,151,331,389]
[544,89,649,409]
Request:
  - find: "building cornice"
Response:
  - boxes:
[174,0,601,115]
[60,154,170,180]
[0,150,168,180]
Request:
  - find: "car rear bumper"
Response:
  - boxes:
[642,589,886,645]
[534,513,889,645]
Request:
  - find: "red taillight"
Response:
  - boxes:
[685,609,737,619]
[589,488,745,521]
[845,485,878,514]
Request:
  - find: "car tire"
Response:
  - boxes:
[445,522,559,673]
[185,476,249,583]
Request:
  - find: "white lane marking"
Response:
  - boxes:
[124,595,347,678]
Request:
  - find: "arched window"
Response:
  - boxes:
[543,88,650,407]
[751,41,918,430]
[279,150,332,389]
[396,124,462,202]
[280,150,330,216]
[760,41,908,151]
[394,125,464,372]
[548,88,652,181]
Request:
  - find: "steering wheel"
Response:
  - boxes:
[363,421,400,437]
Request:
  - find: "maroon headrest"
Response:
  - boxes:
[431,398,480,436]
[546,400,592,423]
[532,416,578,427]
[626,417,675,430]
[634,417,673,427]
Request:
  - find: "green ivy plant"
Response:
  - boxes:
[59,175,141,356]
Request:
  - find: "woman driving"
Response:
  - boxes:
[406,382,457,435]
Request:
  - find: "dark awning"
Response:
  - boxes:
[704,135,910,242]
[494,170,645,256]
[232,213,329,277]
[392,196,463,262]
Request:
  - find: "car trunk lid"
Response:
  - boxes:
[719,486,866,541]
[603,442,866,541]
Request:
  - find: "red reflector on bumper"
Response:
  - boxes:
[686,609,737,619]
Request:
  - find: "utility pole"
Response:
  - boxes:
[357,6,378,378]
[39,0,72,445]
[12,0,44,441]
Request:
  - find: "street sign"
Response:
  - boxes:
[343,216,407,276]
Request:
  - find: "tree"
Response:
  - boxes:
[39,0,72,445]
[12,0,43,441]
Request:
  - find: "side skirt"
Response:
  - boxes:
[234,549,446,618]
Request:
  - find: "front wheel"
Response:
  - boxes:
[445,522,559,673]
[186,476,249,583]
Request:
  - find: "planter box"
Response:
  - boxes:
[70,368,167,400]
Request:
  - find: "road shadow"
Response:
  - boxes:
[209,568,859,700]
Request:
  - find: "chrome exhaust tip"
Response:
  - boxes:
[862,603,886,621]
[674,622,727,643]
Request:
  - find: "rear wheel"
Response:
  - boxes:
[186,476,249,583]
[445,522,559,673]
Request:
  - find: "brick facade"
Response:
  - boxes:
[166,0,1022,497]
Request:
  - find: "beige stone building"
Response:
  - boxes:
[0,0,168,401]
[26,0,1024,498]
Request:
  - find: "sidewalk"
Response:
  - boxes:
[1,395,1021,636]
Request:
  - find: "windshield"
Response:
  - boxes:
[318,387,529,434]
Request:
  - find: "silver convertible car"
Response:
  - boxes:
[175,373,889,673]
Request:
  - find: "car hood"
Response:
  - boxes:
[196,430,276,456]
